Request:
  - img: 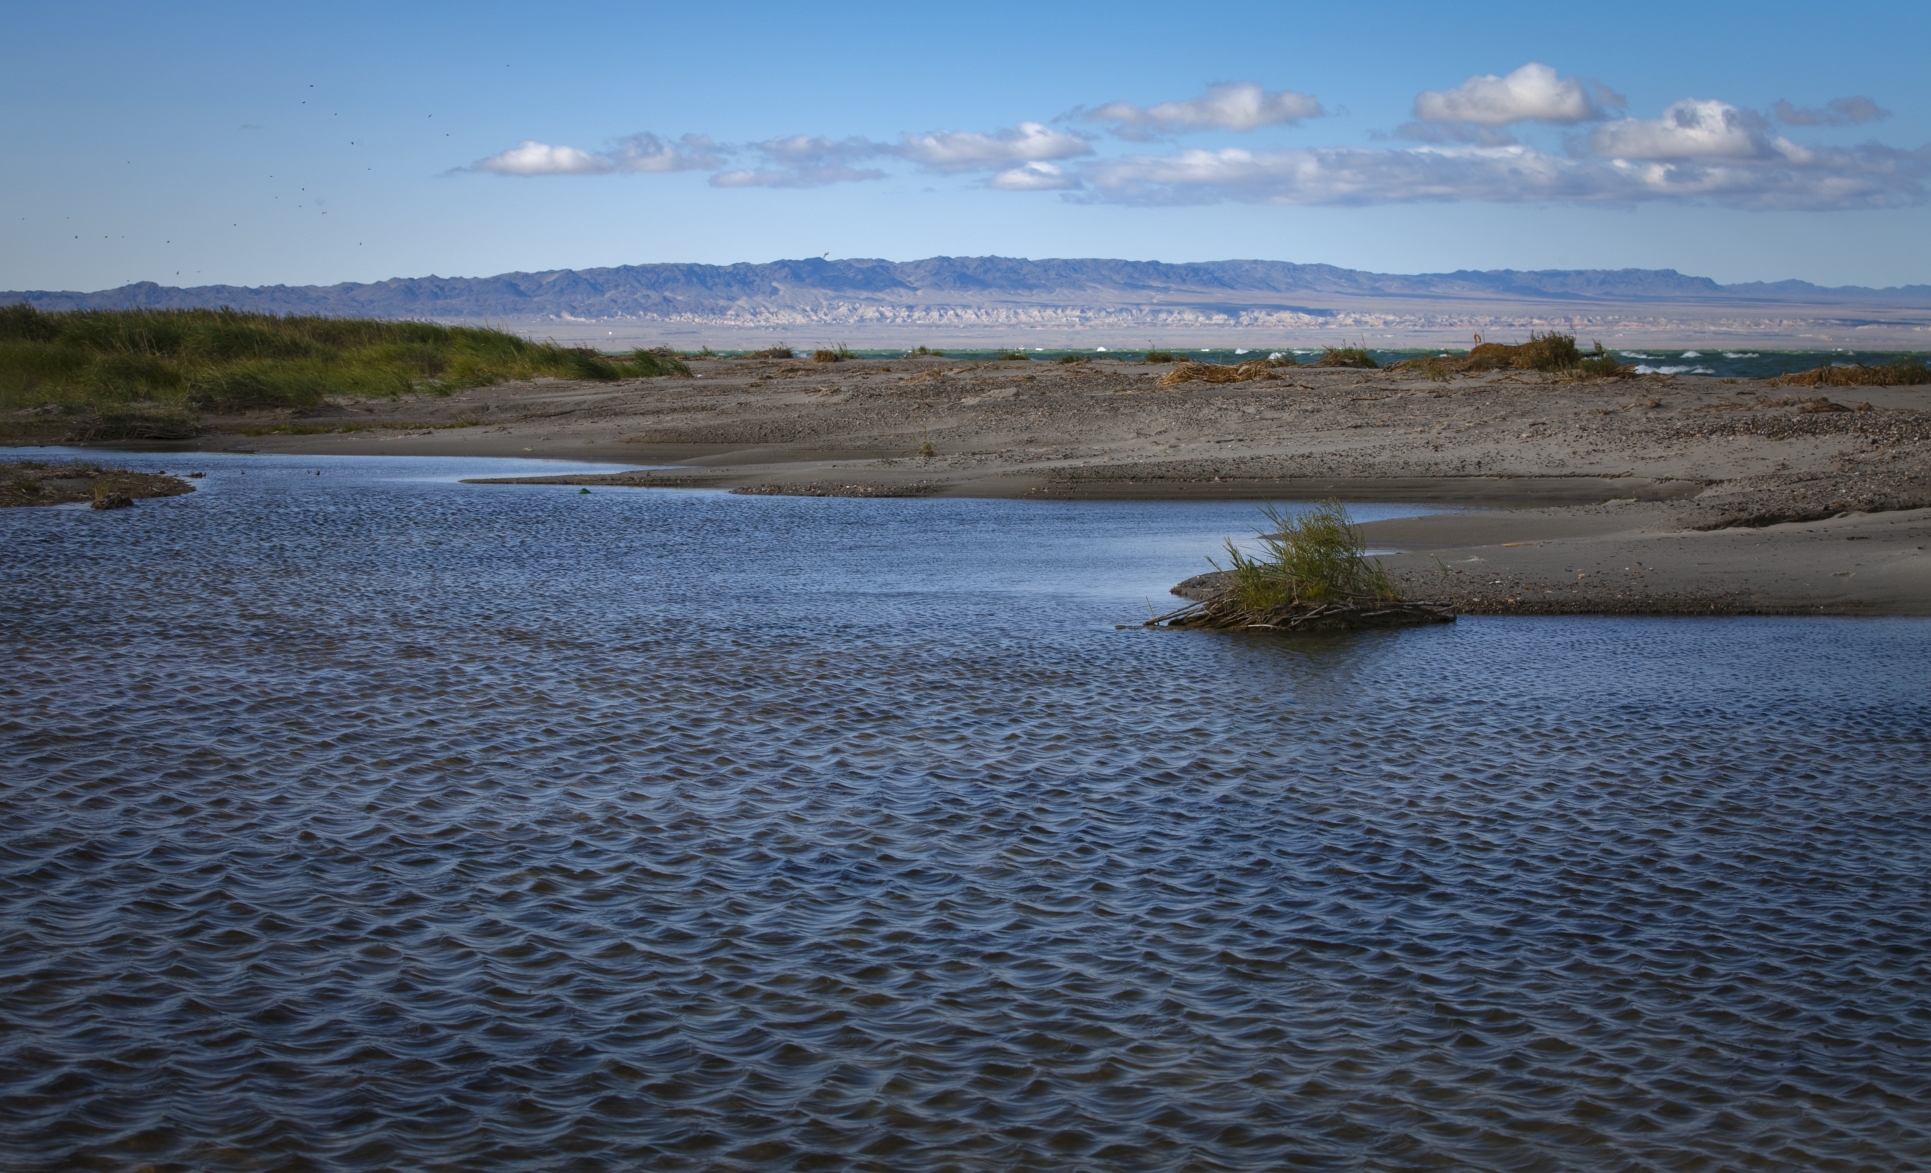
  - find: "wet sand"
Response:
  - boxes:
[62,355,1931,615]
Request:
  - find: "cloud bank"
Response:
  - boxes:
[1078,140,1927,211]
[466,68,1923,211]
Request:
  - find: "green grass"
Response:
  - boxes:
[628,346,695,376]
[1216,500,1396,609]
[993,349,1032,361]
[0,305,686,429]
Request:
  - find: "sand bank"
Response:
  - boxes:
[51,354,1931,615]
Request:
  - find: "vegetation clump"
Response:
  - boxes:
[1577,341,1623,377]
[745,345,796,359]
[0,305,674,437]
[993,349,1032,361]
[1141,346,1177,363]
[909,346,945,357]
[627,347,694,377]
[1393,332,1625,379]
[1314,346,1378,369]
[811,344,858,363]
[1147,500,1453,631]
[1473,332,1578,371]
[1157,360,1276,386]
[1770,357,1930,388]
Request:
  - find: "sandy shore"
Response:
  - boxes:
[53,354,1931,615]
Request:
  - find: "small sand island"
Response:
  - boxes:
[1,459,195,509]
[1147,500,1456,631]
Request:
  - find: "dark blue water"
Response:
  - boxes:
[4,450,1929,1172]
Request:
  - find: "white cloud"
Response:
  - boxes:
[989,161,1078,190]
[463,86,1926,213]
[895,122,1092,172]
[471,140,612,176]
[1773,96,1891,126]
[1414,63,1619,125]
[1076,140,1930,211]
[1084,82,1324,134]
[472,133,720,176]
[607,133,724,172]
[1585,99,1779,160]
[709,135,889,187]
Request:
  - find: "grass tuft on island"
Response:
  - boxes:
[0,304,687,440]
[1147,500,1454,631]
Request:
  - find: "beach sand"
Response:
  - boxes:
[61,355,1931,615]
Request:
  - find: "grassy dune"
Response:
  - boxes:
[0,305,686,437]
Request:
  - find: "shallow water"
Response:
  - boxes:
[854,347,1930,379]
[3,451,1929,1172]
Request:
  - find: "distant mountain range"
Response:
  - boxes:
[9,257,1931,347]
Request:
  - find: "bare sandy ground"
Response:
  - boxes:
[84,355,1931,615]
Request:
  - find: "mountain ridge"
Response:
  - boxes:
[8,257,1931,322]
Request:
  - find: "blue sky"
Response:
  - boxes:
[4,0,1928,291]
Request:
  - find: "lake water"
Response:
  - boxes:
[4,451,1928,1171]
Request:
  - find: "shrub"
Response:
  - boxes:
[1217,500,1396,608]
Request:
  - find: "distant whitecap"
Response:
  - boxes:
[1721,352,1759,359]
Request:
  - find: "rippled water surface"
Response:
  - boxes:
[4,451,1929,1172]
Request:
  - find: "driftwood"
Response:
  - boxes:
[1144,591,1456,631]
